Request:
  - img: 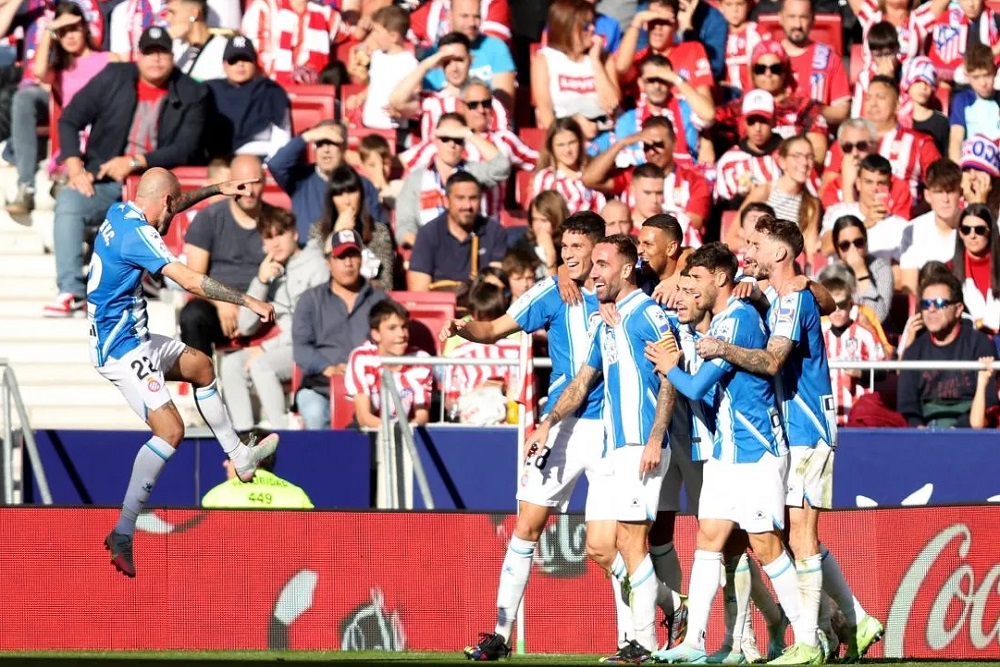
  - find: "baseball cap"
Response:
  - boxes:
[742,89,775,119]
[138,26,172,54]
[223,34,257,63]
[960,135,1000,178]
[324,229,363,257]
[751,40,788,65]
[901,56,936,92]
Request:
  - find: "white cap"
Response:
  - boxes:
[742,89,775,119]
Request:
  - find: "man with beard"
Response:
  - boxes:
[778,0,851,125]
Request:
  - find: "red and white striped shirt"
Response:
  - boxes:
[826,126,940,201]
[855,0,938,67]
[408,0,511,47]
[613,163,711,245]
[822,320,885,424]
[242,0,346,86]
[345,341,433,420]
[787,42,851,106]
[411,160,505,225]
[724,22,768,94]
[713,145,781,202]
[927,7,1000,73]
[418,89,510,140]
[531,167,606,214]
[443,335,523,398]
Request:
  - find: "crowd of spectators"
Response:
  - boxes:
[2,0,998,429]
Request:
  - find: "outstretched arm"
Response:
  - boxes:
[169,178,260,217]
[697,335,794,376]
[161,262,275,322]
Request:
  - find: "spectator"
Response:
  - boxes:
[821,154,910,263]
[408,171,508,291]
[205,36,291,160]
[900,56,949,157]
[726,200,775,266]
[847,0,946,68]
[949,44,1000,162]
[532,0,620,131]
[6,1,111,217]
[620,163,667,232]
[951,204,1000,334]
[357,134,403,209]
[713,89,782,207]
[970,356,998,429]
[529,117,606,214]
[926,0,1000,80]
[268,120,385,240]
[614,0,713,103]
[829,215,895,324]
[109,0,168,59]
[348,5,418,130]
[738,134,821,260]
[422,0,516,111]
[241,0,346,85]
[409,0,512,49]
[676,0,727,81]
[541,0,623,54]
[44,26,206,317]
[719,0,768,96]
[395,113,510,247]
[960,134,1000,216]
[293,229,388,430]
[778,0,850,124]
[601,198,632,236]
[900,159,963,294]
[178,156,232,230]
[522,189,568,276]
[714,40,829,165]
[202,450,315,508]
[309,165,395,291]
[582,115,710,244]
[899,271,999,427]
[165,0,226,81]
[179,155,269,355]
[346,299,433,429]
[818,118,913,218]
[502,246,542,298]
[636,212,686,298]
[820,274,886,425]
[219,208,329,432]
[849,21,903,120]
[612,52,714,167]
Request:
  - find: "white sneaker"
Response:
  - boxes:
[234,432,280,482]
[43,292,85,318]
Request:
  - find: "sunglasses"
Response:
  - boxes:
[643,141,666,151]
[837,238,865,253]
[643,76,670,87]
[225,57,255,66]
[834,298,852,311]
[314,139,344,148]
[960,224,990,237]
[439,136,465,146]
[920,297,953,311]
[840,140,873,154]
[464,98,492,110]
[753,63,784,76]
[746,115,772,126]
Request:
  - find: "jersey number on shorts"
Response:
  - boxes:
[130,356,156,380]
[534,446,552,470]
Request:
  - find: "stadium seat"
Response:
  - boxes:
[757,13,843,55]
[349,127,398,153]
[518,127,545,152]
[340,82,366,127]
[500,209,528,228]
[849,44,863,83]
[720,210,737,245]
[388,291,457,354]
[289,365,355,429]
[286,84,337,133]
[515,170,533,208]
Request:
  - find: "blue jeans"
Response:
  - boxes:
[10,85,48,187]
[54,180,121,296]
[296,388,330,430]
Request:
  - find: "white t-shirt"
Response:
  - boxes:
[821,202,910,262]
[898,211,957,270]
[539,46,603,119]
[363,49,420,130]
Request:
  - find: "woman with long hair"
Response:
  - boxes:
[529,117,606,214]
[312,165,396,291]
[739,135,822,260]
[521,190,569,277]
[6,1,111,215]
[951,204,1000,333]
[832,215,895,324]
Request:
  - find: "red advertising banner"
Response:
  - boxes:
[0,507,997,659]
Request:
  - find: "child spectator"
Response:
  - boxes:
[358,134,403,209]
[949,44,1000,162]
[847,0,947,68]
[820,274,886,425]
[345,300,433,429]
[850,21,902,120]
[719,0,766,97]
[502,247,542,299]
[352,6,418,130]
[927,0,1000,81]
[899,56,949,156]
[524,190,568,276]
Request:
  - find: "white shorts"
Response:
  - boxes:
[699,453,788,534]
[609,444,669,523]
[786,443,835,509]
[96,334,187,421]
[658,434,705,514]
[518,417,609,520]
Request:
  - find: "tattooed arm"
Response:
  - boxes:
[697,335,794,376]
[168,177,260,216]
[161,263,275,322]
[523,366,599,452]
[639,377,676,475]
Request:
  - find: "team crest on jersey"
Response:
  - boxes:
[147,378,161,392]
[845,337,859,356]
[602,329,619,364]
[588,312,603,334]
[647,306,672,337]
[776,295,797,329]
[934,25,959,50]
[713,319,735,343]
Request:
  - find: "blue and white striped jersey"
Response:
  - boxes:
[86,202,177,367]
[674,322,715,462]
[764,286,838,449]
[507,277,603,420]
[586,288,676,453]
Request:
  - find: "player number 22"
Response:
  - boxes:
[130,356,156,380]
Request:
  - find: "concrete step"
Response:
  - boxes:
[0,299,58,317]
[7,362,101,385]
[0,227,46,255]
[26,405,148,430]
[0,317,88,342]
[0,275,55,300]
[3,340,91,364]
[19,383,126,407]
[0,253,55,278]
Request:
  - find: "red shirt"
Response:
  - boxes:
[820,174,914,219]
[345,341,433,419]
[825,126,940,201]
[621,42,713,100]
[787,42,850,106]
[965,250,993,302]
[926,7,1000,74]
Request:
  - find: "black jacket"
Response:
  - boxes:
[58,63,208,178]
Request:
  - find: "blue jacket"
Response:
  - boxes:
[679,2,727,82]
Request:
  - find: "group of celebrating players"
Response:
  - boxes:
[451,210,884,665]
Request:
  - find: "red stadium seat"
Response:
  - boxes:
[756,13,843,55]
[349,127,398,154]
[849,43,864,84]
[286,84,336,133]
[515,170,533,208]
[340,82,366,128]
[518,127,546,152]
[500,209,528,228]
[388,291,457,354]
[48,95,61,157]
[720,210,738,245]
[290,365,355,429]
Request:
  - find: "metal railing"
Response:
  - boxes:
[0,360,52,505]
